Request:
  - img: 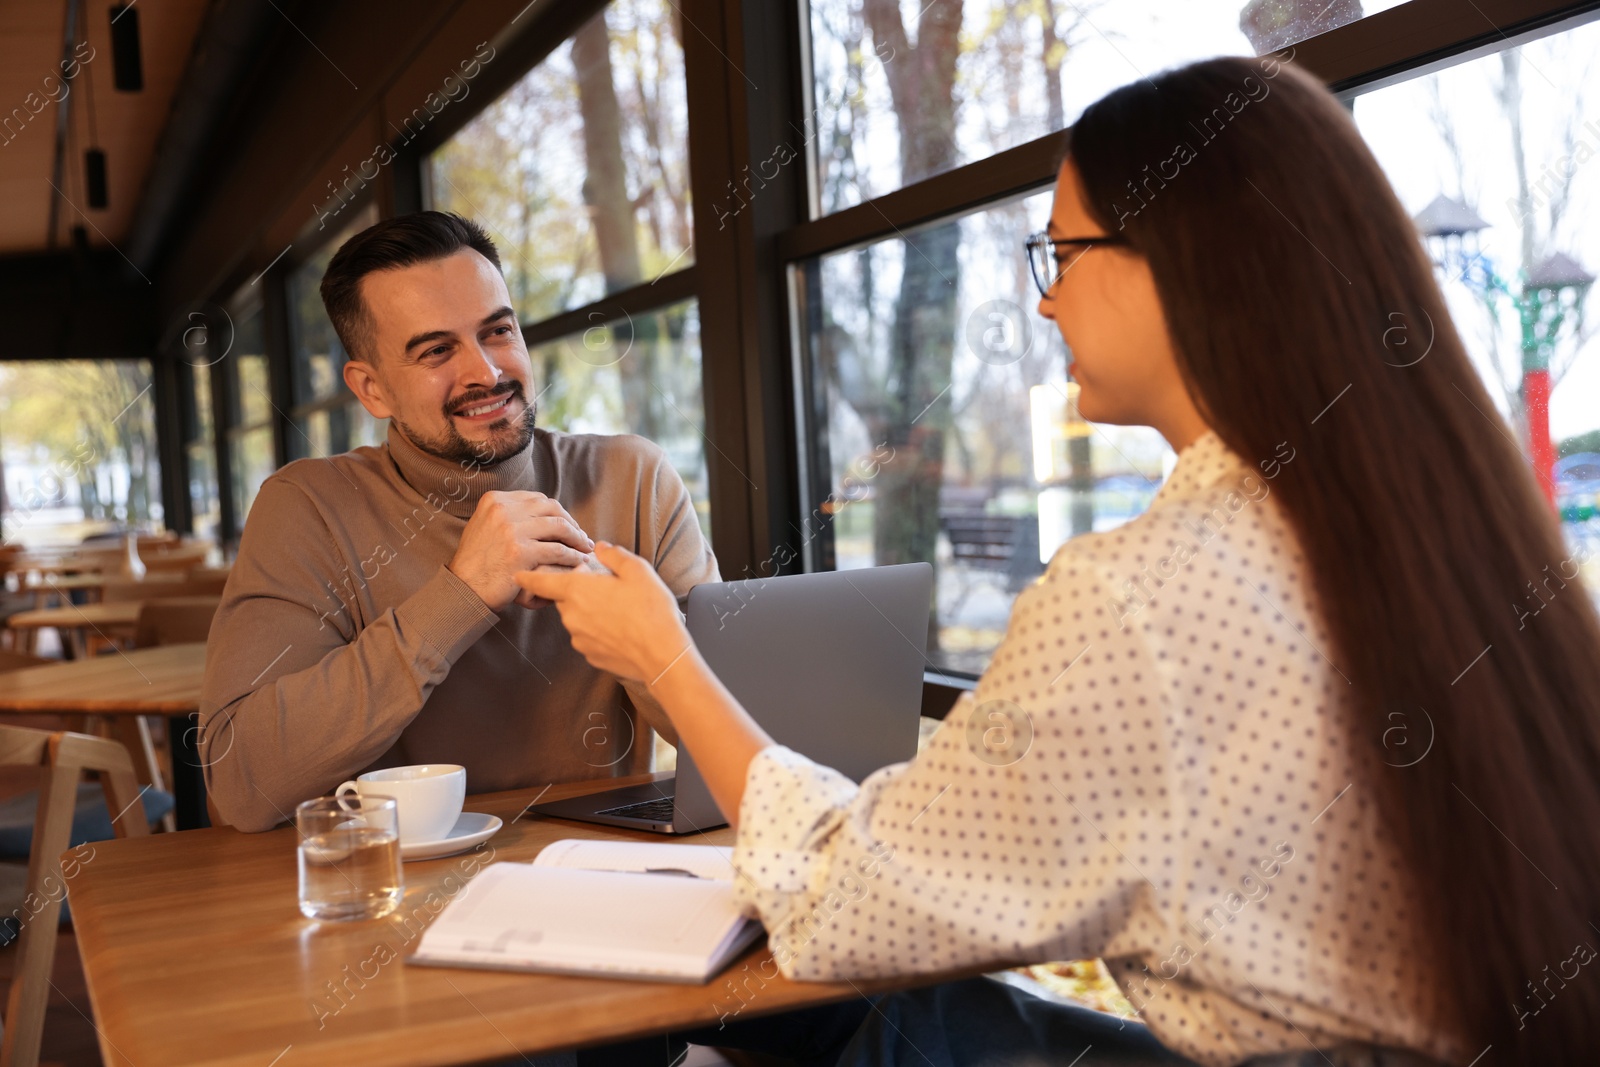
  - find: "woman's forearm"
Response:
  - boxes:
[647,646,774,828]
[512,543,777,824]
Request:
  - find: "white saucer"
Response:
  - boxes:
[401,812,503,862]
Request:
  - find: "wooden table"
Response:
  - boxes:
[67,776,968,1067]
[18,571,185,609]
[0,643,209,827]
[8,601,143,657]
[21,572,112,602]
[10,554,108,578]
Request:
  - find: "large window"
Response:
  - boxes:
[286,211,386,462]
[428,0,693,323]
[180,358,221,542]
[0,360,163,545]
[1353,18,1600,598]
[798,189,1169,674]
[529,299,710,535]
[805,0,1408,215]
[161,0,1600,677]
[427,0,707,535]
[223,309,276,527]
[788,1,1600,676]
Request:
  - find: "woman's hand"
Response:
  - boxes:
[520,550,612,609]
[515,542,693,685]
[525,543,774,825]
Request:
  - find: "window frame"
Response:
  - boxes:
[159,0,1600,696]
[214,294,279,546]
[415,5,702,341]
[279,204,381,464]
[773,0,1600,688]
[175,357,220,542]
[782,0,1600,267]
[417,0,714,535]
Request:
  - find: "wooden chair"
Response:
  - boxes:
[65,546,127,575]
[31,594,206,832]
[63,579,188,659]
[185,564,232,589]
[135,533,179,553]
[133,597,220,649]
[121,597,219,833]
[0,655,73,739]
[0,644,172,842]
[0,547,23,590]
[100,577,225,603]
[0,726,148,1067]
[138,545,213,575]
[0,652,75,733]
[180,572,229,596]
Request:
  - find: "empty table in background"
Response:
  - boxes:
[7,601,145,658]
[0,643,210,828]
[19,571,186,609]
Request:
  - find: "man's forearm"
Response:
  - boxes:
[200,566,497,830]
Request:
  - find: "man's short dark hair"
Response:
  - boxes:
[320,211,501,362]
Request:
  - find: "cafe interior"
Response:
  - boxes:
[0,0,1598,1064]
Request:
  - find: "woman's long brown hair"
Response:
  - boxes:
[1069,57,1600,1063]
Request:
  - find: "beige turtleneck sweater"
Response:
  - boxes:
[199,423,718,832]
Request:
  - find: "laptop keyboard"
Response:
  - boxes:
[595,795,676,822]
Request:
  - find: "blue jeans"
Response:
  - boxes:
[507,975,1444,1067]
[679,975,1445,1067]
[823,976,1198,1067]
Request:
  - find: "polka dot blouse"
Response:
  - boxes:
[730,432,1466,1067]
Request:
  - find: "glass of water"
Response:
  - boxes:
[296,794,403,921]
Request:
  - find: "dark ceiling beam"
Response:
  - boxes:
[0,250,157,360]
[150,0,498,317]
[123,0,300,272]
[149,0,611,324]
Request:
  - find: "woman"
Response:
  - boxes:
[521,56,1600,1066]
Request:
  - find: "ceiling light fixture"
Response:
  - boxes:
[83,41,107,209]
[111,3,143,92]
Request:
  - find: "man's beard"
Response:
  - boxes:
[394,381,537,468]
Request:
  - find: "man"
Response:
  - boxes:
[199,212,717,832]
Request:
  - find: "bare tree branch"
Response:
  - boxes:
[1425,76,1470,201]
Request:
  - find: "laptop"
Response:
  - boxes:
[525,562,934,834]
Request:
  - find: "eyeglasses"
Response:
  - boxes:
[1025,231,1129,295]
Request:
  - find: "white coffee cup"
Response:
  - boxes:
[336,764,465,846]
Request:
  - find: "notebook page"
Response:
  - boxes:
[412,863,753,980]
[532,838,737,882]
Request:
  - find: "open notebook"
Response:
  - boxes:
[407,839,766,983]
